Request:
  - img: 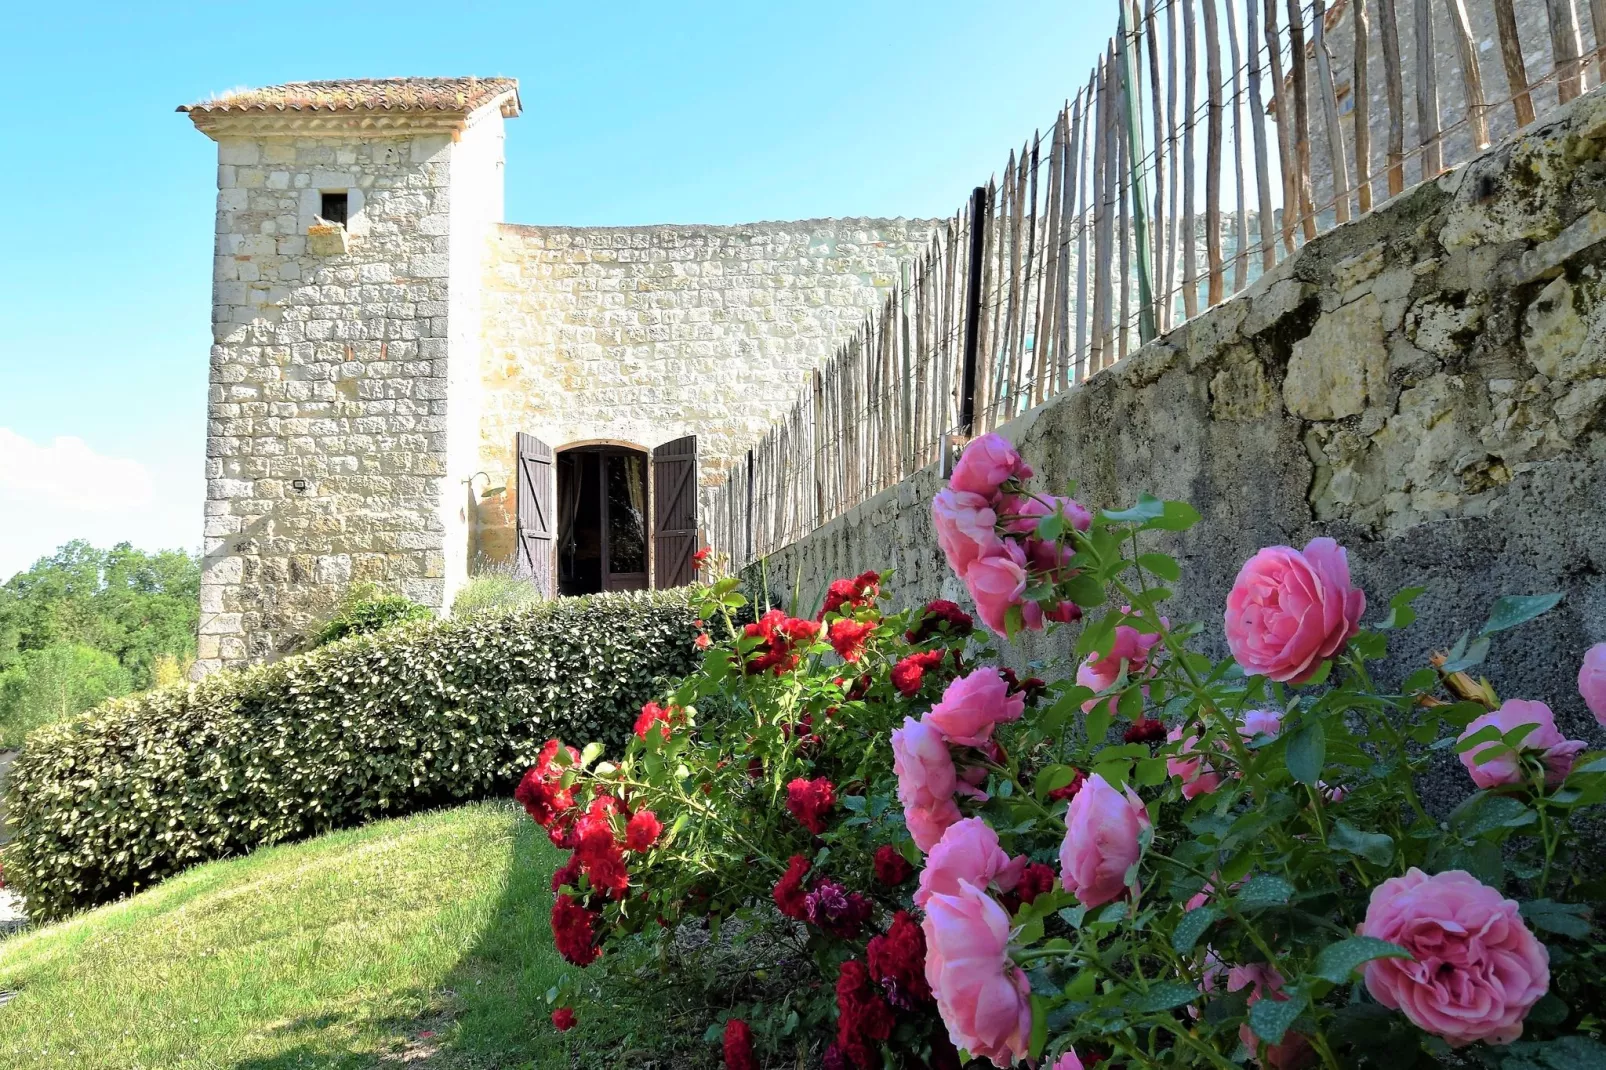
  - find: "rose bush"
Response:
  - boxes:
[521,433,1605,1069]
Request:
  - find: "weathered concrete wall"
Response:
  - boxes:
[473,219,938,565]
[757,87,1606,762]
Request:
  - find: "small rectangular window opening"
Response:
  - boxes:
[320,191,349,226]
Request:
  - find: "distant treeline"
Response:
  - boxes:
[0,542,199,748]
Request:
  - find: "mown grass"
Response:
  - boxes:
[0,802,621,1069]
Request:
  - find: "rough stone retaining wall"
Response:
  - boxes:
[754,87,1606,767]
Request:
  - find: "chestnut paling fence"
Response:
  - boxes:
[708,0,1605,569]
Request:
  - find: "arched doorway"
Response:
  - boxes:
[555,444,649,594]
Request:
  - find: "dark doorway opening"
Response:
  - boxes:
[556,446,649,595]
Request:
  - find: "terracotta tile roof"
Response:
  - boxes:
[178,77,520,117]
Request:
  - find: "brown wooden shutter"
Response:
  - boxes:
[651,435,698,589]
[515,432,555,597]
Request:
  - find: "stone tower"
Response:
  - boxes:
[182,77,519,674]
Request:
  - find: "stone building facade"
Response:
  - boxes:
[183,78,935,674]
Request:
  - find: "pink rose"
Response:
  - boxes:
[950,433,1032,499]
[933,489,1000,578]
[914,817,1027,909]
[1000,493,1092,538]
[964,541,1043,636]
[1166,726,1224,800]
[922,880,1033,1066]
[1227,964,1316,1069]
[1580,643,1606,727]
[1225,538,1365,684]
[1457,699,1586,789]
[1239,708,1283,740]
[1077,615,1164,713]
[892,717,958,814]
[1058,773,1150,908]
[1358,868,1550,1047]
[926,668,1025,748]
[905,798,962,854]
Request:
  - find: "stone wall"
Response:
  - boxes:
[471,219,938,565]
[196,108,505,674]
[755,87,1606,765]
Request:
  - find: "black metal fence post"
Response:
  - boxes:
[959,185,987,436]
[744,448,755,566]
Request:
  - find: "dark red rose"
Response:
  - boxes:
[551,1007,577,1031]
[550,853,583,893]
[835,959,895,1069]
[867,910,931,1007]
[1123,718,1167,744]
[873,844,914,886]
[904,599,974,643]
[773,854,811,921]
[551,894,600,966]
[722,1018,757,1070]
[1016,862,1057,905]
[786,777,835,834]
[1046,768,1088,802]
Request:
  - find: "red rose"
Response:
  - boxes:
[786,777,836,834]
[551,1007,577,1032]
[773,854,812,921]
[867,910,932,1007]
[744,609,820,675]
[695,632,711,650]
[828,618,876,663]
[904,599,974,643]
[835,959,895,1069]
[572,801,629,898]
[890,649,945,697]
[692,546,711,571]
[550,853,583,893]
[1123,718,1167,744]
[633,701,677,742]
[551,894,601,966]
[821,571,882,618]
[723,1018,757,1070]
[625,809,662,852]
[873,844,914,886]
[513,767,573,826]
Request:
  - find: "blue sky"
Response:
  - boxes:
[0,0,1113,581]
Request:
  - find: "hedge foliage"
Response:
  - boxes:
[1,590,699,920]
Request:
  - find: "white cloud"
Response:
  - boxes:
[0,428,198,582]
[0,428,155,511]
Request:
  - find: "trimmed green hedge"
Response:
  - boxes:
[2,590,698,920]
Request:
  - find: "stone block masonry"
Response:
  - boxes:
[193,101,508,675]
[185,76,935,674]
[754,86,1606,792]
[473,219,938,565]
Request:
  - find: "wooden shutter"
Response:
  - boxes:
[652,435,698,589]
[515,432,555,597]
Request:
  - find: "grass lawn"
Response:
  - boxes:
[0,801,623,1069]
